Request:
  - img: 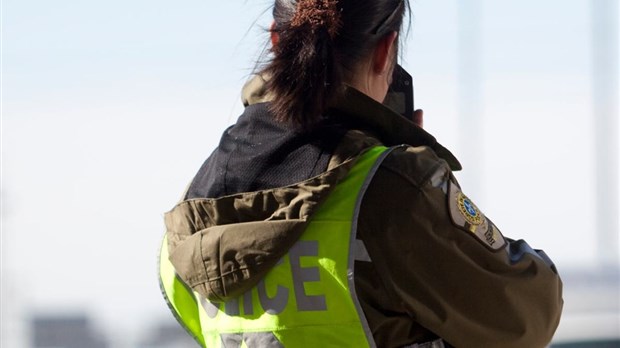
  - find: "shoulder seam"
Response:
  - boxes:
[380,146,448,189]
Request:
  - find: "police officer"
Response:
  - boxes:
[160,0,563,347]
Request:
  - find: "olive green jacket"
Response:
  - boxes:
[164,76,563,347]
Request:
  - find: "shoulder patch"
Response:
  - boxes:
[448,181,506,251]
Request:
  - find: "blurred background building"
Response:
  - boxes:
[31,314,108,348]
[27,312,198,348]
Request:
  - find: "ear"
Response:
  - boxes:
[372,31,398,75]
[270,21,279,47]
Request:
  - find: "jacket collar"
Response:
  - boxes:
[241,75,461,171]
[331,86,461,170]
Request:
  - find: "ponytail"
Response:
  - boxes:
[266,0,343,128]
[264,0,409,128]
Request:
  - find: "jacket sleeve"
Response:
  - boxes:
[358,146,563,348]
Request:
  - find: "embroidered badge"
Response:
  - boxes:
[457,192,483,226]
[448,181,506,251]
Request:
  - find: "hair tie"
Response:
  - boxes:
[290,0,341,38]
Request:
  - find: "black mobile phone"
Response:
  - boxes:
[383,64,414,121]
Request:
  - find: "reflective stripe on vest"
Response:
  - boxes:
[159,146,394,347]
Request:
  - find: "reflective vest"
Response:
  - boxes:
[159,146,392,347]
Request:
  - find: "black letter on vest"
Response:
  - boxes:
[243,290,254,316]
[199,298,221,319]
[244,332,284,347]
[289,240,327,311]
[220,333,243,348]
[224,298,241,316]
[221,332,283,348]
[258,279,289,315]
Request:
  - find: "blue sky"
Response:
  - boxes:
[2,0,618,344]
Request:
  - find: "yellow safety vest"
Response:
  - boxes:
[159,146,392,347]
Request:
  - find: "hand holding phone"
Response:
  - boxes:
[383,64,415,122]
[412,109,423,128]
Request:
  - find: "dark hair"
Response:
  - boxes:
[264,0,409,128]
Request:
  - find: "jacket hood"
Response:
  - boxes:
[165,151,365,302]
